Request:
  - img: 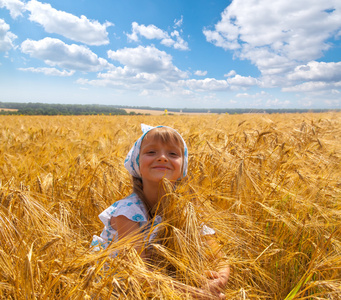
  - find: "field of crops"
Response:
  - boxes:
[1,113,340,299]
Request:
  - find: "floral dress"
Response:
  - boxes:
[91,193,161,256]
[91,193,216,257]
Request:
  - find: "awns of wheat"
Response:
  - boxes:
[0,112,340,299]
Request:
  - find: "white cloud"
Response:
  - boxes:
[107,45,187,80]
[294,89,341,108]
[282,81,331,92]
[236,93,250,98]
[227,74,258,87]
[194,70,207,76]
[224,70,236,77]
[288,61,341,82]
[25,0,112,45]
[18,67,75,76]
[81,45,258,93]
[78,67,188,93]
[79,67,163,90]
[266,98,291,107]
[204,0,341,77]
[233,91,292,108]
[236,91,268,98]
[126,22,189,50]
[80,46,241,95]
[127,22,168,42]
[324,98,341,106]
[160,37,175,47]
[170,30,189,50]
[181,78,229,91]
[174,16,183,28]
[21,37,110,72]
[0,0,25,19]
[78,45,188,91]
[0,18,17,51]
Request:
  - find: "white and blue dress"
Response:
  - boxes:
[91,193,161,255]
[91,193,216,256]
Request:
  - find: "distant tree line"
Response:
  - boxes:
[0,101,339,115]
[113,105,340,114]
[0,102,128,115]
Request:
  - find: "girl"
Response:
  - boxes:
[91,124,229,299]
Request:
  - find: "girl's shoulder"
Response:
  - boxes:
[98,193,148,225]
[111,193,143,207]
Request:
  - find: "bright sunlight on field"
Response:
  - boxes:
[0,113,340,299]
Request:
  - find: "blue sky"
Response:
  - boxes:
[0,0,340,109]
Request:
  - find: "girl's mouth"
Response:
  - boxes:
[152,166,170,170]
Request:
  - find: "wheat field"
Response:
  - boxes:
[0,113,340,299]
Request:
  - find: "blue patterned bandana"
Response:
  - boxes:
[124,124,188,179]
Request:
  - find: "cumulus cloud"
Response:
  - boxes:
[127,22,168,42]
[78,45,188,91]
[204,0,341,78]
[224,70,236,77]
[170,30,189,50]
[0,0,25,18]
[107,45,187,80]
[0,18,17,51]
[127,22,189,50]
[18,67,75,76]
[194,70,207,76]
[78,66,166,90]
[181,78,229,91]
[283,61,341,92]
[25,0,112,45]
[282,81,332,92]
[82,44,258,93]
[21,37,110,72]
[227,74,259,87]
[288,61,341,82]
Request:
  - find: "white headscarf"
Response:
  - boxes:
[124,124,188,179]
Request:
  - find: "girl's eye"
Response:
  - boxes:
[170,152,179,156]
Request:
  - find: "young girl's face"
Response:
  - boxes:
[139,130,183,185]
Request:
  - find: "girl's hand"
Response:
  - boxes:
[201,267,230,299]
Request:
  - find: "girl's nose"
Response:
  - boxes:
[157,152,168,161]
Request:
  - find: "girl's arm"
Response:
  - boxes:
[111,215,148,259]
[201,236,230,299]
